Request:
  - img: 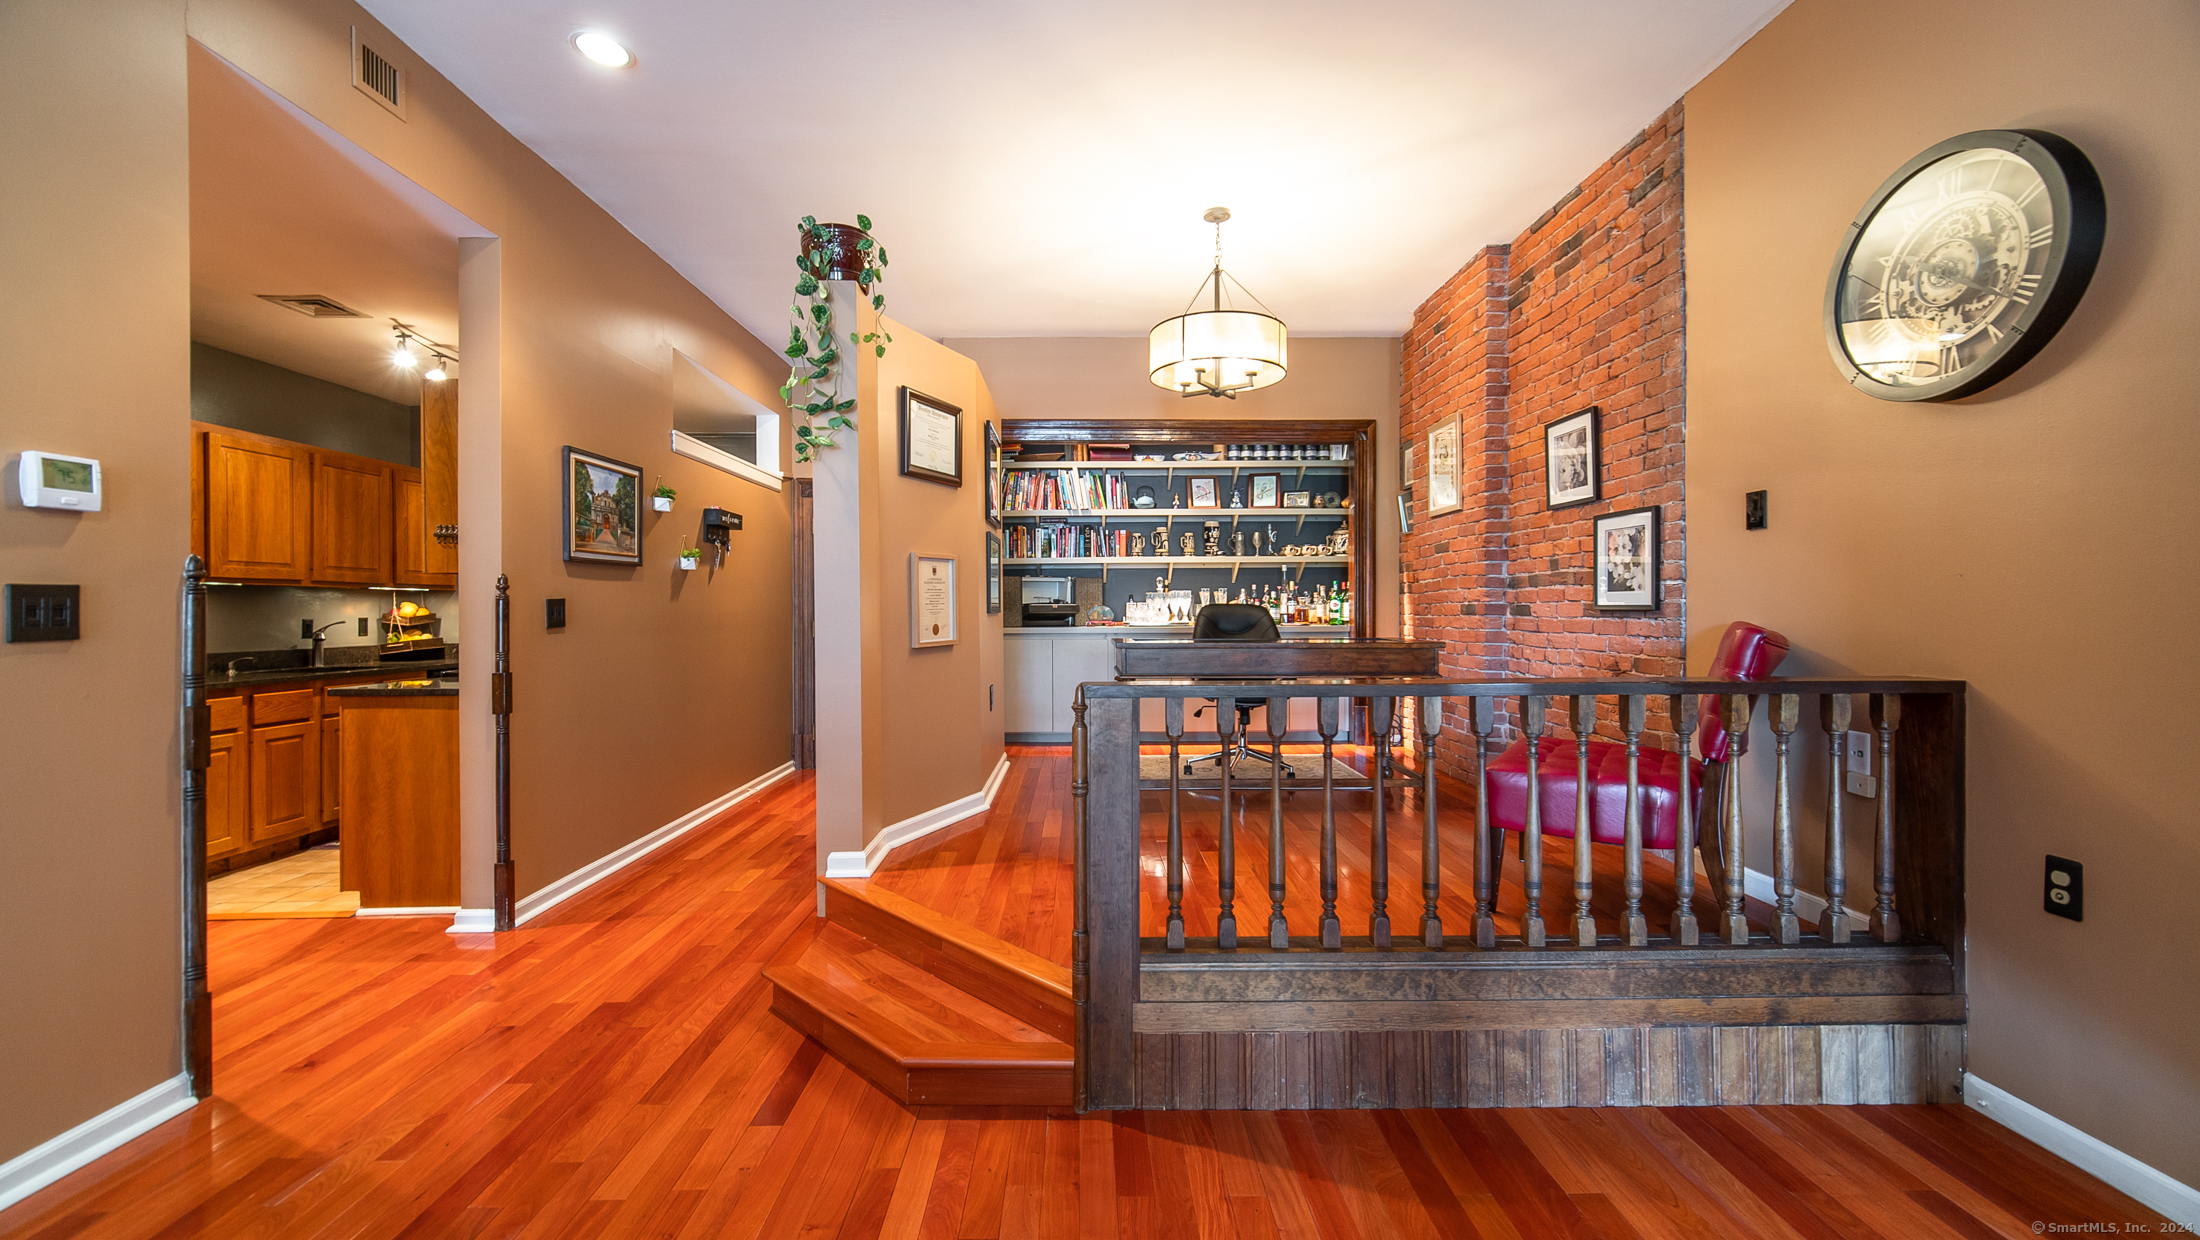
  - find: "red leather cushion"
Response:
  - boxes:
[1695,622,1791,762]
[1485,736,1701,849]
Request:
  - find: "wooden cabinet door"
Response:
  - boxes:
[206,729,245,858]
[310,451,394,585]
[393,467,457,588]
[420,377,458,577]
[249,719,321,845]
[205,431,310,581]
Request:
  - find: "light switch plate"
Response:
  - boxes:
[2044,855,2083,921]
[1843,729,1876,797]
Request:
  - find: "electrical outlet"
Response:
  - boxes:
[1744,490,1768,530]
[358,617,370,636]
[1843,729,1876,796]
[2044,855,2083,921]
[546,597,567,629]
[302,618,316,639]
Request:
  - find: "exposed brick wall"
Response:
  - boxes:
[1401,101,1687,771]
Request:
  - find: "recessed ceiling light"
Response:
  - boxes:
[572,30,633,68]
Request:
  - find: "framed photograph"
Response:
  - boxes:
[899,387,963,486]
[911,553,958,646]
[1425,415,1462,516]
[1399,441,1415,490]
[1544,406,1601,509]
[983,421,1002,527]
[985,533,1003,615]
[1282,491,1311,509]
[563,446,643,565]
[1187,476,1220,509]
[1593,506,1662,611]
[1248,472,1281,508]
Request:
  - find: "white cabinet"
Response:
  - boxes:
[1005,635,1055,734]
[1048,635,1115,734]
[1005,628,1338,739]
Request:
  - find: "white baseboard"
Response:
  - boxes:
[1964,1074,2200,1226]
[513,763,795,927]
[842,754,1011,877]
[355,906,459,918]
[446,908,495,934]
[1741,866,1869,930]
[0,1074,196,1213]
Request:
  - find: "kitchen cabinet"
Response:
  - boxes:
[338,690,459,909]
[420,378,458,579]
[321,712,343,827]
[310,450,395,585]
[394,467,456,589]
[203,430,312,582]
[206,729,245,858]
[1004,636,1054,734]
[248,718,320,845]
[205,676,388,861]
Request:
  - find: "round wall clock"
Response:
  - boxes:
[1824,129,2105,401]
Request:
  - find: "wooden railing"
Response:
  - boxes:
[1069,676,1966,1111]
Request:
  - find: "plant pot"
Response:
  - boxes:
[678,557,701,571]
[653,496,674,512]
[800,222,873,287]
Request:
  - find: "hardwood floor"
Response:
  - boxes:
[0,754,2165,1239]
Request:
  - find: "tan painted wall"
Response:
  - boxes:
[944,336,1405,637]
[1686,0,2200,1181]
[0,0,192,1167]
[187,0,797,901]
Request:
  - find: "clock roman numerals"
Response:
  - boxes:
[2011,273,2042,305]
[2028,223,2054,249]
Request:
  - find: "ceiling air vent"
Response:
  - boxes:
[258,294,367,319]
[350,27,406,119]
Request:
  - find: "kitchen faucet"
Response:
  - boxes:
[310,620,347,667]
[225,657,256,677]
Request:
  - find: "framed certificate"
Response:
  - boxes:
[911,553,959,646]
[899,387,963,486]
[1425,415,1462,517]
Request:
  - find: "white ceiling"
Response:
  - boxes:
[357,0,1788,342]
[190,43,465,403]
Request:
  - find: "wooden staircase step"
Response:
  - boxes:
[822,877,1073,1041]
[766,923,1071,1107]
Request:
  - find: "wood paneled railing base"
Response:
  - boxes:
[1123,1021,1964,1110]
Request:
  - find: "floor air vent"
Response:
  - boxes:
[351,28,406,118]
[258,294,366,319]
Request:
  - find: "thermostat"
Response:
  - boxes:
[18,452,102,511]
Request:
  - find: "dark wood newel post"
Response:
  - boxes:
[1076,689,1140,1110]
[180,555,213,1100]
[493,574,515,931]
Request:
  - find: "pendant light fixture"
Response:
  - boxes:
[1148,207,1288,399]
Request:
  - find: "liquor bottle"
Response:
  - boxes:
[1329,582,1344,625]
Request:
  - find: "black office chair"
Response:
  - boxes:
[1181,604,1292,777]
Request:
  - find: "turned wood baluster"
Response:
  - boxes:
[1165,697,1186,951]
[1869,694,1903,943]
[1569,695,1598,947]
[1721,694,1754,946]
[1470,697,1498,948]
[1819,694,1852,944]
[1215,695,1238,949]
[1367,695,1394,947]
[1317,696,1342,949]
[1620,695,1649,946]
[1518,695,1548,947]
[1267,696,1291,949]
[1770,694,1802,945]
[1668,694,1700,945]
[1420,695,1445,948]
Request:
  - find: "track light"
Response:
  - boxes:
[423,356,448,382]
[388,319,457,380]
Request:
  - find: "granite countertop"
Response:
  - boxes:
[1007,624,1351,635]
[327,673,459,698]
[205,645,459,689]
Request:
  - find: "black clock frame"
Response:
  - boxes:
[1823,128,2105,402]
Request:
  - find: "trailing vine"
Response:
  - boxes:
[783,214,891,462]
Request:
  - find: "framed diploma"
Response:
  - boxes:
[1425,415,1462,517]
[911,553,959,646]
[899,387,963,486]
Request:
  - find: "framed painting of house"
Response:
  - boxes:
[563,446,644,565]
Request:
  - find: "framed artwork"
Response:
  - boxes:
[910,553,959,646]
[1399,441,1415,490]
[1544,406,1600,509]
[1593,506,1661,611]
[983,421,1002,527]
[1187,476,1220,509]
[1248,472,1281,508]
[985,533,1003,614]
[899,387,963,486]
[563,446,643,566]
[1425,415,1462,516]
[1282,491,1311,509]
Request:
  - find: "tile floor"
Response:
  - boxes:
[208,843,359,919]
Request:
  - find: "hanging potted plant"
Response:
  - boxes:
[782,214,891,463]
[677,541,702,571]
[652,478,676,512]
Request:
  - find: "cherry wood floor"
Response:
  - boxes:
[0,756,2165,1240]
[874,746,1787,963]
